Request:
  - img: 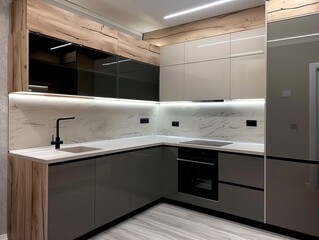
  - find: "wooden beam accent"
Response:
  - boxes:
[26,0,159,65]
[118,32,160,66]
[143,6,265,47]
[27,0,118,55]
[267,0,319,22]
[8,157,48,240]
[8,30,28,93]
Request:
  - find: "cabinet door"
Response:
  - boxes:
[95,154,131,228]
[185,34,230,63]
[219,153,264,188]
[163,147,178,200]
[160,43,185,66]
[219,183,264,222]
[184,59,230,101]
[230,54,266,99]
[130,147,163,210]
[48,159,95,240]
[267,158,319,237]
[231,27,265,57]
[160,65,184,101]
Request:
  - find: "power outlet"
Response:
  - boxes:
[140,118,149,124]
[246,120,257,127]
[172,121,179,127]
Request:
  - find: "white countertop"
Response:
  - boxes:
[9,135,264,164]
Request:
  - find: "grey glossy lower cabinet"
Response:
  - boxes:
[129,147,163,210]
[218,153,264,222]
[266,158,319,237]
[219,183,264,222]
[95,153,131,228]
[163,147,178,200]
[48,159,95,240]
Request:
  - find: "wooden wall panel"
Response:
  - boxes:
[8,30,28,93]
[267,0,319,22]
[10,0,27,34]
[27,0,118,55]
[143,6,265,47]
[8,157,48,240]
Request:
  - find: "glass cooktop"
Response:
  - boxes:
[180,140,233,147]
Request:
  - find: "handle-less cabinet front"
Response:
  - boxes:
[95,154,131,228]
[185,34,230,63]
[267,158,319,237]
[160,43,185,67]
[160,65,184,101]
[231,27,265,57]
[230,54,266,99]
[48,159,95,240]
[129,147,163,211]
[184,59,230,101]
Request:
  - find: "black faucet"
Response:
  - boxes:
[51,117,75,149]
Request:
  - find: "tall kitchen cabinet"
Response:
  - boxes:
[160,27,265,101]
[266,13,319,238]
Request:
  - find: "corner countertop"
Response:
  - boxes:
[9,135,264,164]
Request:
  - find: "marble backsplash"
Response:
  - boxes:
[9,93,158,150]
[9,94,265,150]
[158,101,264,143]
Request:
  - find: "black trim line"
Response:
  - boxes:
[267,156,319,165]
[219,181,264,191]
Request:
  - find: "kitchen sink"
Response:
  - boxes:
[59,146,102,153]
[180,140,233,147]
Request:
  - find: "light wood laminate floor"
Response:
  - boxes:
[90,203,295,240]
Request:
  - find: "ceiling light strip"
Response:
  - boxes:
[164,0,234,19]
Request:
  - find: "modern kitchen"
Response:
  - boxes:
[0,0,319,239]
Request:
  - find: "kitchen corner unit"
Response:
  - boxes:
[8,136,264,240]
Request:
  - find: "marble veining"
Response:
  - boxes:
[9,94,158,150]
[10,94,265,150]
[0,0,9,235]
[90,203,294,240]
[158,101,264,143]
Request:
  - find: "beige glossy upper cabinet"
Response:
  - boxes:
[230,27,266,99]
[184,59,230,101]
[160,43,185,66]
[160,65,184,101]
[160,43,185,101]
[185,34,230,63]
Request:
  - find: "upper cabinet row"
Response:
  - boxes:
[160,27,266,101]
[29,33,159,101]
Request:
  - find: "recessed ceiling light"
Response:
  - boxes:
[164,0,235,19]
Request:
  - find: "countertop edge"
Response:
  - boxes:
[9,136,264,164]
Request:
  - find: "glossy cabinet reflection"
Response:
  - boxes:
[29,33,159,101]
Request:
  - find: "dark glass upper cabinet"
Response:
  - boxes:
[29,32,159,101]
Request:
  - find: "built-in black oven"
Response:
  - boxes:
[178,147,218,201]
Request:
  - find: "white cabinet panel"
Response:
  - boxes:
[184,59,230,101]
[185,34,230,63]
[160,65,184,101]
[231,27,265,57]
[231,54,266,99]
[160,43,185,66]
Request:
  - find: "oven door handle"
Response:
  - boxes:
[177,158,216,166]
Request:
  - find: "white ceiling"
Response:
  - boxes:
[48,0,265,37]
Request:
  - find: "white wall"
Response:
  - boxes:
[0,0,9,235]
